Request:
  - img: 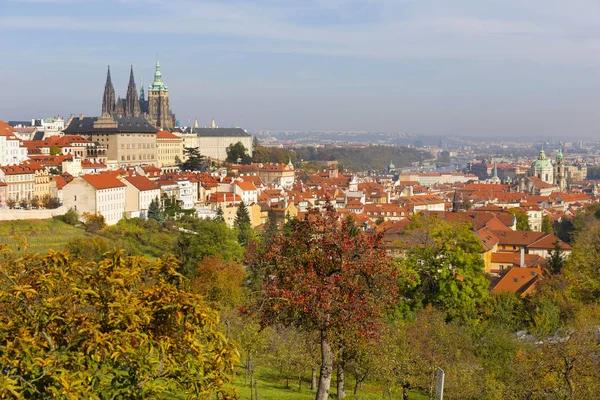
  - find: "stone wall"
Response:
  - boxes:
[0,206,67,221]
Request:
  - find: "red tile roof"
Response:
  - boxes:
[123,175,159,191]
[81,173,127,190]
[156,130,181,139]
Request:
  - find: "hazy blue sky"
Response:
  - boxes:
[2,0,600,137]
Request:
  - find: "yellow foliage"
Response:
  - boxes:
[0,250,239,398]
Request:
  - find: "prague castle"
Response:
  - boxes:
[101,57,176,129]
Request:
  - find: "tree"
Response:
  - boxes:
[46,196,60,209]
[226,142,251,164]
[0,249,239,398]
[180,147,209,172]
[19,198,29,209]
[261,209,279,244]
[541,215,553,233]
[215,206,225,222]
[248,206,399,400]
[82,212,106,233]
[147,197,163,223]
[49,145,61,156]
[190,256,246,310]
[175,218,244,279]
[59,207,79,226]
[30,196,40,209]
[235,201,252,246]
[546,240,565,275]
[508,208,531,231]
[563,219,600,302]
[399,215,489,322]
[6,198,16,209]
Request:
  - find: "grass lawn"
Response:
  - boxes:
[231,367,429,400]
[0,218,88,255]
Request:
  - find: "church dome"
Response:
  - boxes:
[531,147,553,170]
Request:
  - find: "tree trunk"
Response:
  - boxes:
[353,380,360,396]
[337,361,346,399]
[311,367,317,391]
[316,331,333,400]
[298,374,302,392]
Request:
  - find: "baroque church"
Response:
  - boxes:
[101,57,176,129]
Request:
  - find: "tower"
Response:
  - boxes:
[125,65,142,117]
[554,144,565,191]
[101,66,116,116]
[147,56,176,128]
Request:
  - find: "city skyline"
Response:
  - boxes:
[2,0,600,137]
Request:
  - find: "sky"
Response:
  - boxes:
[2,0,600,138]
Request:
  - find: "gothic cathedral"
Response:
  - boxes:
[101,57,176,129]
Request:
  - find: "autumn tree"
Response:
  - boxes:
[190,256,246,310]
[563,219,600,302]
[0,248,239,398]
[399,215,489,322]
[248,206,398,400]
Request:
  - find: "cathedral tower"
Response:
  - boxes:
[554,144,565,190]
[101,66,116,116]
[147,56,176,128]
[125,66,142,117]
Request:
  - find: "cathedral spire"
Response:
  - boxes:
[106,65,112,86]
[129,65,135,85]
[125,65,141,117]
[101,65,116,116]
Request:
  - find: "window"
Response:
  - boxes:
[513,278,518,283]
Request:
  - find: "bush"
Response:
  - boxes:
[56,208,79,226]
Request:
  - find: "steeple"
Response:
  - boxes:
[101,65,116,116]
[210,118,217,128]
[492,162,498,179]
[556,143,564,164]
[149,55,167,92]
[125,65,141,117]
[193,118,199,129]
[539,145,546,160]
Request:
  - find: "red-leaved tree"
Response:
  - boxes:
[248,206,399,400]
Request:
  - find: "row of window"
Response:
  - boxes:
[120,154,155,161]
[120,143,155,150]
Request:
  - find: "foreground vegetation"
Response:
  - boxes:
[1,202,600,399]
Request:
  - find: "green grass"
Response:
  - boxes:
[231,367,428,400]
[0,218,88,255]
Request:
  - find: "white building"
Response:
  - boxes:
[233,181,258,204]
[0,121,28,166]
[63,174,126,225]
[121,175,161,219]
[182,120,253,162]
[177,180,195,209]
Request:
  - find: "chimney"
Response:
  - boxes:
[409,185,414,197]
[520,248,525,268]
